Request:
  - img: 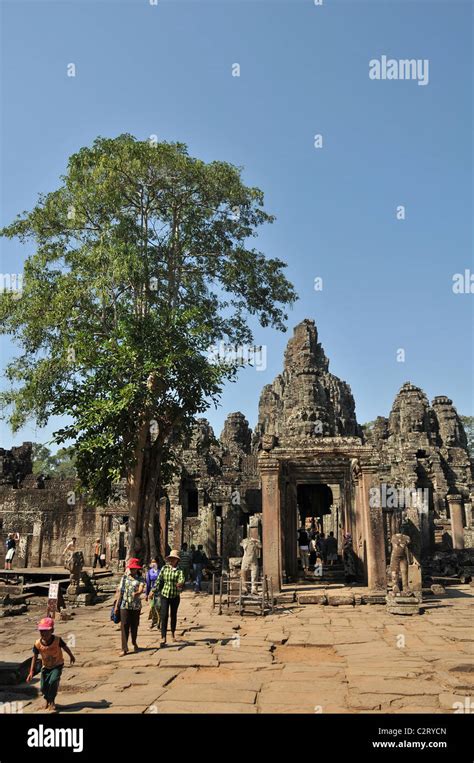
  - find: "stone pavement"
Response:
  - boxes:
[0,585,472,714]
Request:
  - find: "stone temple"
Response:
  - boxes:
[0,320,473,593]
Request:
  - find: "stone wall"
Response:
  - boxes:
[166,414,260,563]
[0,476,128,568]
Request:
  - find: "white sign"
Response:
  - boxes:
[48,582,59,600]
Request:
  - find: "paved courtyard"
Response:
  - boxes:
[1,585,473,714]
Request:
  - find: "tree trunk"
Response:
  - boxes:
[127,418,149,560]
[128,422,165,564]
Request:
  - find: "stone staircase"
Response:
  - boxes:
[300,561,347,586]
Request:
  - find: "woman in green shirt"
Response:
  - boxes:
[157,550,185,647]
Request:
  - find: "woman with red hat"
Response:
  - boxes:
[26,617,75,712]
[114,558,145,656]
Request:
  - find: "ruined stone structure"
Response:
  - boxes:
[0,320,472,592]
[166,320,473,591]
[0,474,128,569]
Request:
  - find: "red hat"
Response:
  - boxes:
[126,558,142,570]
[38,617,55,631]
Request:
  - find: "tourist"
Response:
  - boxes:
[115,558,145,656]
[343,533,357,585]
[179,542,192,582]
[298,526,310,571]
[26,617,75,712]
[92,538,105,569]
[326,531,338,566]
[318,532,327,563]
[157,549,185,647]
[189,544,196,581]
[145,558,161,629]
[192,544,208,593]
[309,534,317,569]
[5,532,19,570]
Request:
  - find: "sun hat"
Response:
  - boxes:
[38,617,55,631]
[166,549,181,561]
[126,558,142,570]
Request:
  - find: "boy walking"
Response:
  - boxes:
[26,617,75,712]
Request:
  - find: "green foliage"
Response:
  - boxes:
[1,135,297,504]
[32,443,77,478]
[460,416,474,459]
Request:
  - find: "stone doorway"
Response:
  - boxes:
[297,483,333,529]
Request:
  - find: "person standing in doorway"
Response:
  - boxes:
[309,533,317,570]
[192,544,207,593]
[326,531,338,566]
[342,533,357,585]
[318,532,327,563]
[157,550,185,647]
[115,558,145,656]
[298,526,310,572]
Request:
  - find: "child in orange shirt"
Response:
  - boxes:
[26,617,75,712]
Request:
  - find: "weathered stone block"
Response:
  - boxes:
[297,593,327,605]
[327,594,355,607]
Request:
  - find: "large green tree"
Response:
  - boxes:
[0,135,296,559]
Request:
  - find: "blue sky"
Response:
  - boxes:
[0,0,472,449]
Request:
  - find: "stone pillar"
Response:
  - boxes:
[30,520,43,567]
[352,476,364,569]
[447,494,465,550]
[201,505,216,557]
[260,456,283,592]
[465,502,472,528]
[222,502,240,568]
[360,468,386,590]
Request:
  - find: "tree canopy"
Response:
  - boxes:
[0,134,297,557]
[31,443,77,478]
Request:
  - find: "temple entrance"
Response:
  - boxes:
[260,449,388,592]
[297,483,333,529]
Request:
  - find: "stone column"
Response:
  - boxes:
[447,494,465,550]
[352,474,364,568]
[260,456,283,592]
[360,468,386,590]
[30,520,43,567]
[465,502,472,528]
[201,505,216,557]
[222,502,240,567]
